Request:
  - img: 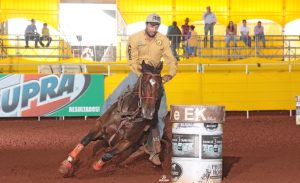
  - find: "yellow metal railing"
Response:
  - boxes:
[0,34,73,61]
[116,35,300,61]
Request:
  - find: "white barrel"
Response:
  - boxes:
[297,96,300,125]
[170,105,225,183]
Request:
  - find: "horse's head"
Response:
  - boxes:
[138,61,163,120]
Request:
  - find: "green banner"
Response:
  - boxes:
[0,74,104,117]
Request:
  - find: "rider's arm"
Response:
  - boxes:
[127,36,142,76]
[162,36,177,77]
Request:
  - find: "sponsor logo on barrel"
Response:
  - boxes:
[171,162,183,182]
[202,135,223,159]
[172,134,199,158]
[204,123,219,132]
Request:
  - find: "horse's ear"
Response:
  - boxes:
[141,60,147,72]
[141,61,154,73]
[156,62,163,73]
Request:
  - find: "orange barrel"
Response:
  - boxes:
[297,96,300,125]
[170,105,225,183]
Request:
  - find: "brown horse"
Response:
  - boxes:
[59,62,164,177]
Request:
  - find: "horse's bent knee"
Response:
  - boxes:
[102,153,113,162]
[80,133,97,146]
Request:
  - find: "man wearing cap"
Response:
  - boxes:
[100,13,177,165]
[203,6,217,48]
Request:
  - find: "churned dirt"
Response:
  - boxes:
[1,111,300,183]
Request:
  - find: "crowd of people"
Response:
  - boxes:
[167,6,267,60]
[26,8,267,61]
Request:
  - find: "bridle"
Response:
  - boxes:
[109,72,162,146]
[137,72,162,107]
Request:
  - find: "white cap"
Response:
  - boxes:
[146,13,161,24]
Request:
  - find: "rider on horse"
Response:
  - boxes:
[100,13,177,165]
[63,13,177,169]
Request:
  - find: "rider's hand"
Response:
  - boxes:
[162,75,173,83]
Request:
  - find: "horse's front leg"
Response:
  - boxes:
[58,119,104,177]
[93,139,132,171]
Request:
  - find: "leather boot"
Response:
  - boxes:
[149,152,161,166]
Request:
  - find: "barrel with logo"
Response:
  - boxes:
[170,105,225,183]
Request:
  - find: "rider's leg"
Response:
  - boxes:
[93,140,132,171]
[157,90,168,139]
[145,90,167,165]
[100,72,138,115]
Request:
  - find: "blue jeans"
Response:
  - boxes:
[240,35,251,47]
[255,34,266,47]
[101,72,168,139]
[25,33,40,47]
[225,35,237,46]
[204,23,215,47]
[171,43,179,61]
[188,47,196,56]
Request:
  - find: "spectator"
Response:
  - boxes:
[225,21,237,47]
[254,21,266,48]
[203,6,217,48]
[187,25,198,56]
[39,23,52,47]
[181,17,190,56]
[240,19,251,47]
[25,19,40,48]
[167,21,182,61]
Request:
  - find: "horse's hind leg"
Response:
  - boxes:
[58,120,104,177]
[93,140,131,171]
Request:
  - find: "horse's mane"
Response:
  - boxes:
[141,62,163,74]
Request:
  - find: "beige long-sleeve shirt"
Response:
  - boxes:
[127,30,177,77]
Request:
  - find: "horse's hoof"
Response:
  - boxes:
[58,160,73,177]
[93,160,105,171]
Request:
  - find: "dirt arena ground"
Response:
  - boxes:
[1,111,300,183]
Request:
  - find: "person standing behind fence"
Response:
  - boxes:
[187,25,198,57]
[25,19,40,48]
[254,21,266,48]
[181,17,190,56]
[225,21,237,47]
[167,21,182,61]
[240,20,251,47]
[39,23,52,47]
[203,6,217,48]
